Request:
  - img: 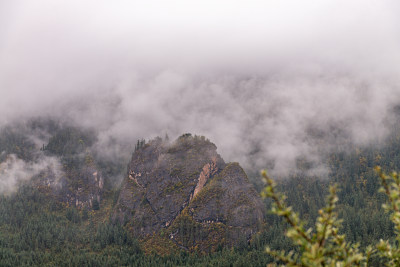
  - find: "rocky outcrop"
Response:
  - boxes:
[68,164,104,209]
[113,134,264,253]
[36,154,104,210]
[190,156,219,201]
[187,162,264,247]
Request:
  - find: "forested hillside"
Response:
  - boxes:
[1,119,400,266]
[2,1,400,266]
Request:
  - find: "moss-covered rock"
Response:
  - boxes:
[113,134,264,253]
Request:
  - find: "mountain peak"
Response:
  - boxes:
[113,134,264,253]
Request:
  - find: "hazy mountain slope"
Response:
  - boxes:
[113,134,264,253]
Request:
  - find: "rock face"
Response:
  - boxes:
[65,163,104,209]
[113,134,264,252]
[37,157,104,210]
[40,126,104,210]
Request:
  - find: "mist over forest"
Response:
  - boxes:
[2,1,400,266]
[1,1,400,179]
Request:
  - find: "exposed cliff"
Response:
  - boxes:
[39,126,105,209]
[113,134,264,253]
[0,122,265,253]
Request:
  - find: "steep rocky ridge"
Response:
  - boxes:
[43,127,105,209]
[113,134,264,253]
[0,121,265,253]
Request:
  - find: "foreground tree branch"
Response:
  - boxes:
[261,170,370,266]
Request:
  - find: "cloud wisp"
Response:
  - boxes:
[0,154,63,195]
[1,1,400,176]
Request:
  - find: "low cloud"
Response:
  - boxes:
[1,1,400,176]
[0,154,63,195]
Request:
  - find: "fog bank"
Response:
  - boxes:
[1,0,400,176]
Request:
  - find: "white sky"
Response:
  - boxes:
[1,0,400,175]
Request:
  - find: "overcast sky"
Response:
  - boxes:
[1,0,400,175]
